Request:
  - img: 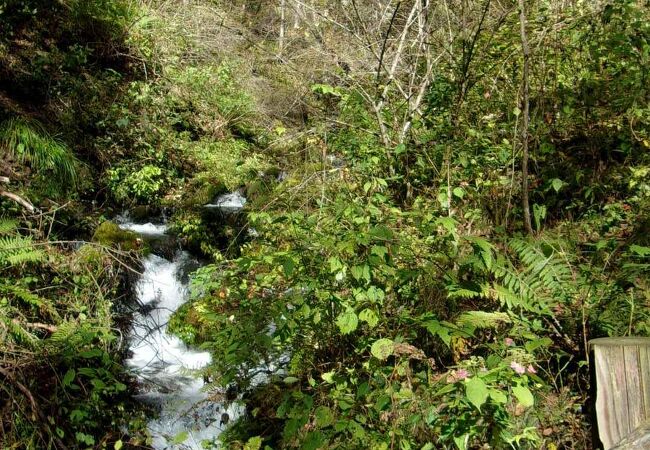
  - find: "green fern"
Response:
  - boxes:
[0,118,78,186]
[0,314,40,349]
[450,237,578,316]
[0,283,58,318]
[0,235,45,266]
[509,238,574,296]
[0,219,18,235]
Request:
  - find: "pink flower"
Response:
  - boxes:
[510,361,526,375]
[527,364,537,374]
[504,338,515,347]
[447,369,470,383]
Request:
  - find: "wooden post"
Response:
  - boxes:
[590,337,650,449]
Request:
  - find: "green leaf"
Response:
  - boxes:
[370,338,394,360]
[551,178,564,193]
[465,377,488,410]
[369,225,393,240]
[425,320,451,346]
[283,257,295,277]
[114,440,123,450]
[453,187,465,199]
[244,436,262,450]
[489,389,507,404]
[336,310,358,334]
[524,337,552,353]
[359,309,379,328]
[533,203,547,230]
[62,369,75,387]
[283,376,300,384]
[328,257,343,273]
[512,384,534,407]
[453,434,469,450]
[79,349,102,359]
[75,432,95,445]
[435,216,457,234]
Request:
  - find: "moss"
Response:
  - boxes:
[92,221,141,251]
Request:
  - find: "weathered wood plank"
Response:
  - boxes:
[641,346,650,418]
[624,346,643,432]
[595,346,618,448]
[612,421,650,449]
[591,337,650,449]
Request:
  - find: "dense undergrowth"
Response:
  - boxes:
[1,0,649,449]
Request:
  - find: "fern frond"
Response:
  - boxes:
[0,235,45,266]
[0,283,58,318]
[447,283,483,300]
[1,316,40,349]
[0,118,78,186]
[49,320,80,346]
[0,219,18,235]
[509,238,574,296]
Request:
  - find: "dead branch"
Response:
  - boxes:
[0,189,37,213]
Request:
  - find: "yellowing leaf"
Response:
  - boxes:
[336,310,358,334]
[370,338,394,360]
[321,371,335,384]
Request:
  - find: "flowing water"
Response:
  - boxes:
[119,212,243,449]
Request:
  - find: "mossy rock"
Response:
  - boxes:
[92,221,140,251]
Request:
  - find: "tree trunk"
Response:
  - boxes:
[518,0,533,235]
[279,0,286,56]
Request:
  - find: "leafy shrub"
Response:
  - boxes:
[107,164,169,205]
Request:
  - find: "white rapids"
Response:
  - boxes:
[121,221,242,449]
[204,191,247,214]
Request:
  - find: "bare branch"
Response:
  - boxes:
[0,189,37,213]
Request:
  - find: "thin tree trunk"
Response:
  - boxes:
[518,0,533,235]
[373,1,419,147]
[279,0,286,56]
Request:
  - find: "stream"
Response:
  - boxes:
[118,194,245,449]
